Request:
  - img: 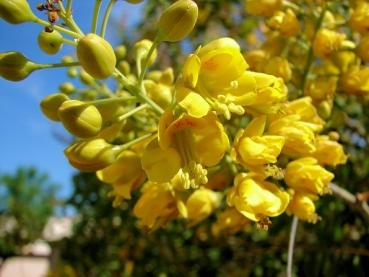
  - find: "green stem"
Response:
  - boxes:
[66,0,73,14]
[138,35,160,85]
[100,0,116,38]
[88,96,136,106]
[301,7,327,92]
[33,18,82,39]
[62,38,77,46]
[115,132,156,151]
[91,0,103,33]
[37,62,80,70]
[117,104,148,121]
[58,0,84,35]
[114,69,164,115]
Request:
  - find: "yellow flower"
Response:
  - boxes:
[284,157,334,195]
[313,29,345,59]
[211,208,249,237]
[244,49,268,72]
[357,35,369,62]
[229,71,287,115]
[232,116,285,167]
[245,0,282,17]
[263,56,292,81]
[340,66,369,96]
[313,135,347,166]
[197,37,248,93]
[133,182,181,230]
[177,38,247,118]
[287,190,320,223]
[141,110,229,188]
[267,114,317,157]
[280,97,325,130]
[186,187,221,226]
[305,77,337,102]
[267,9,299,37]
[349,2,369,34]
[227,173,290,222]
[96,150,145,206]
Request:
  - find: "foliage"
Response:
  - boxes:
[0,167,58,256]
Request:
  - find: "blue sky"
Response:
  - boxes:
[0,0,144,200]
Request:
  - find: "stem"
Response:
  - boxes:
[38,62,80,70]
[114,69,164,115]
[62,38,77,46]
[287,216,299,277]
[66,0,73,14]
[329,183,369,223]
[100,0,116,38]
[34,18,82,39]
[117,104,148,121]
[301,7,327,92]
[58,0,84,35]
[88,96,136,106]
[115,132,156,151]
[91,0,103,33]
[138,35,160,85]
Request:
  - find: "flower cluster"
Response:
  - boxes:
[1,0,355,235]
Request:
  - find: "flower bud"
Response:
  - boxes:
[0,0,37,24]
[40,93,69,121]
[158,0,198,42]
[114,45,127,60]
[134,39,157,67]
[58,100,102,138]
[37,29,64,55]
[76,33,116,79]
[79,70,95,85]
[59,82,75,95]
[64,138,119,171]
[0,51,38,81]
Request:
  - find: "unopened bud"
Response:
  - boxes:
[40,93,69,121]
[134,39,157,67]
[64,138,119,171]
[58,100,102,138]
[0,52,38,81]
[77,33,116,79]
[158,0,198,42]
[0,0,37,24]
[114,45,127,60]
[79,70,95,85]
[38,29,64,55]
[59,82,75,94]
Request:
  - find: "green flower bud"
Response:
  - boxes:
[0,51,38,81]
[134,39,157,66]
[158,0,198,42]
[59,82,75,95]
[0,0,37,24]
[117,60,130,76]
[67,68,78,78]
[76,33,116,80]
[96,102,125,124]
[114,45,127,60]
[64,138,120,171]
[58,100,103,138]
[81,89,97,101]
[79,70,95,85]
[40,93,69,121]
[61,55,75,63]
[38,30,64,55]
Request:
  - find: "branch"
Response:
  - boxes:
[329,183,369,223]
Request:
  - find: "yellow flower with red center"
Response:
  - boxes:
[141,110,229,189]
